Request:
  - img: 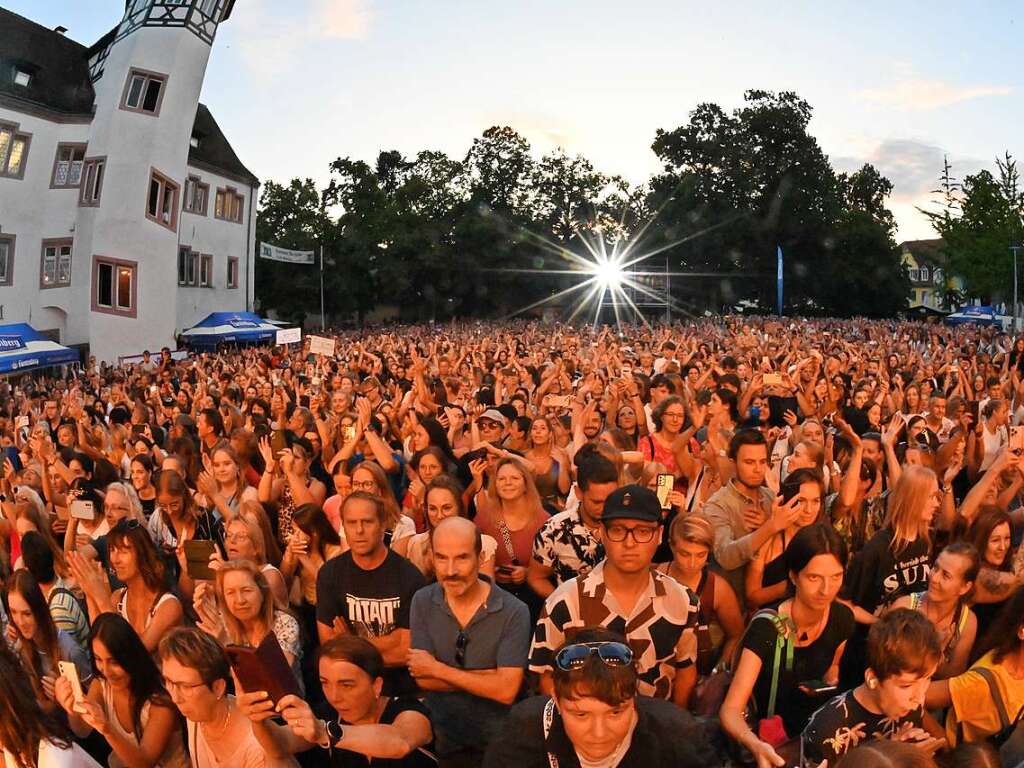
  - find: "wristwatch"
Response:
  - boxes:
[320,719,344,748]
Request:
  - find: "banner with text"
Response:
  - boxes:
[276,327,302,345]
[259,242,315,265]
[308,335,336,356]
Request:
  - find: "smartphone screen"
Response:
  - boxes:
[656,474,674,510]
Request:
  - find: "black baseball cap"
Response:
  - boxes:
[600,484,661,524]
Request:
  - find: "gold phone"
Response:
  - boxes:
[656,473,674,510]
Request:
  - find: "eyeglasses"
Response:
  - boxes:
[603,524,659,543]
[113,519,142,532]
[662,411,686,420]
[162,675,207,695]
[455,631,469,668]
[352,480,378,492]
[554,641,634,671]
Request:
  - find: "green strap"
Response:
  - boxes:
[764,614,794,719]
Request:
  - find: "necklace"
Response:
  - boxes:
[787,600,828,644]
[202,701,232,742]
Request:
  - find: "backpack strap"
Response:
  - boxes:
[542,698,560,768]
[765,613,794,719]
[977,667,1011,732]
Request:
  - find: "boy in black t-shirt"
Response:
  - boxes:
[801,609,944,767]
[316,493,426,693]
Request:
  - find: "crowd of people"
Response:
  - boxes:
[1,316,1024,768]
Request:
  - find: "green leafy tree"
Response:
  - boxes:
[254,179,332,324]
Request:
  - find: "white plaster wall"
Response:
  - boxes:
[175,163,255,332]
[78,10,216,361]
[0,107,89,342]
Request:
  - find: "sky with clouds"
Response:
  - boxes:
[13,0,1023,241]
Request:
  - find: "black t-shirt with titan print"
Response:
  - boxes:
[316,550,426,693]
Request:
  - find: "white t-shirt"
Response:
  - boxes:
[4,741,101,768]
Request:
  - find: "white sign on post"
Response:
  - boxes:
[308,335,336,357]
[276,327,302,345]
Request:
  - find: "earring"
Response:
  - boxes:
[866,678,877,689]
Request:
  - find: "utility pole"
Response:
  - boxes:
[319,245,326,331]
[1012,245,1021,334]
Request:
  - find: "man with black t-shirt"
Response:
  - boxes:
[317,492,426,692]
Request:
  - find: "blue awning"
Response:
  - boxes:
[0,324,79,374]
[181,312,279,349]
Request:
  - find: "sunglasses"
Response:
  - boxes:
[455,631,469,668]
[554,641,634,672]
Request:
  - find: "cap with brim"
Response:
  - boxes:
[600,484,662,524]
[478,409,507,426]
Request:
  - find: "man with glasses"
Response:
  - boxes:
[529,485,700,707]
[476,408,507,446]
[486,628,715,767]
[407,517,530,765]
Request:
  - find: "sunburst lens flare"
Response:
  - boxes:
[592,260,624,291]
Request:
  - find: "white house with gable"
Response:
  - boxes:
[0,0,258,362]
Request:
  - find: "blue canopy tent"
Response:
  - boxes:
[0,324,79,375]
[943,305,1007,328]
[181,312,279,349]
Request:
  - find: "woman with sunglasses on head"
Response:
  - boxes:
[237,634,436,767]
[68,518,183,653]
[0,643,102,768]
[158,626,299,768]
[721,524,853,768]
[55,613,187,768]
[484,627,715,768]
[4,570,92,708]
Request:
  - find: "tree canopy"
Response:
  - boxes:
[256,90,912,322]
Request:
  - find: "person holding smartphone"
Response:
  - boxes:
[56,613,187,768]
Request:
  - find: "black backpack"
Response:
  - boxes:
[976,667,1024,768]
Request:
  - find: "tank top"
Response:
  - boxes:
[641,434,678,475]
[909,592,970,665]
[116,589,179,633]
[101,682,187,768]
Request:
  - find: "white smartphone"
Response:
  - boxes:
[58,660,85,708]
[69,500,96,521]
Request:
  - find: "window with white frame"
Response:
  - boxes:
[146,169,179,231]
[0,235,14,287]
[200,254,213,287]
[93,257,136,317]
[41,240,72,288]
[51,144,86,188]
[0,121,31,179]
[183,175,209,215]
[178,246,191,285]
[121,69,167,115]
[79,157,105,206]
[227,256,239,289]
[13,70,31,87]
[920,266,929,282]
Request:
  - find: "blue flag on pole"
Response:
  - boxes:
[776,245,783,316]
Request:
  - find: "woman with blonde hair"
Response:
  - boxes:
[840,464,941,688]
[524,416,571,512]
[474,456,548,616]
[193,559,303,689]
[196,442,258,521]
[221,501,287,608]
